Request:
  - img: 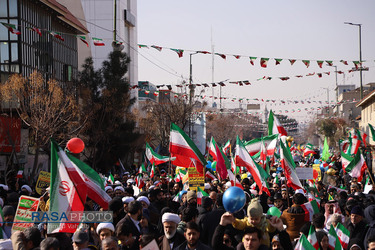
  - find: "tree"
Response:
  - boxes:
[78,51,138,171]
[316,118,347,148]
[136,95,194,155]
[0,71,80,181]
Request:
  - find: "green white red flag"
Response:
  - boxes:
[369,123,375,142]
[92,37,105,46]
[335,222,350,250]
[340,150,352,173]
[328,224,344,250]
[197,187,209,205]
[1,22,21,35]
[307,225,319,250]
[268,110,287,136]
[136,174,145,189]
[223,140,231,155]
[205,169,216,180]
[244,134,278,156]
[48,140,87,234]
[280,140,304,191]
[209,136,218,160]
[145,143,174,165]
[303,143,316,157]
[169,123,207,173]
[150,164,155,179]
[227,168,243,189]
[235,136,270,195]
[301,199,320,221]
[295,234,315,250]
[108,173,114,184]
[346,149,367,182]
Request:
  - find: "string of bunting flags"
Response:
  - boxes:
[137,43,374,69]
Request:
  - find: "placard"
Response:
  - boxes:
[295,167,313,180]
[35,171,50,195]
[188,167,204,192]
[12,195,40,232]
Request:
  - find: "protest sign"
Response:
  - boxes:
[12,195,40,232]
[35,171,50,195]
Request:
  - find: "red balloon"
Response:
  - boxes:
[67,138,85,154]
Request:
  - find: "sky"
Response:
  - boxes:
[137,0,375,123]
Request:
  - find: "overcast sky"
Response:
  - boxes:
[137,0,375,122]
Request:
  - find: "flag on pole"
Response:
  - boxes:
[303,143,316,157]
[92,37,105,46]
[369,123,375,142]
[48,140,87,234]
[16,170,23,178]
[244,134,278,156]
[301,199,320,221]
[294,234,316,250]
[150,164,155,179]
[77,35,89,47]
[346,149,367,182]
[223,140,231,155]
[340,150,353,173]
[280,140,304,191]
[227,168,243,189]
[1,22,21,35]
[235,136,270,195]
[307,225,320,250]
[197,187,209,205]
[335,222,350,250]
[169,123,207,173]
[328,224,344,250]
[215,143,228,180]
[209,137,218,160]
[268,110,287,136]
[108,173,114,184]
[135,174,145,189]
[321,137,330,162]
[145,143,174,165]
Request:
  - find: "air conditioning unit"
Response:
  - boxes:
[124,10,136,27]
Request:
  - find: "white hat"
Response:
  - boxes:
[295,189,305,195]
[0,184,8,191]
[204,183,211,190]
[127,179,135,184]
[96,222,115,234]
[149,185,155,190]
[137,196,150,206]
[225,182,232,188]
[105,186,113,192]
[21,185,32,195]
[122,196,134,204]
[124,172,130,175]
[114,186,125,192]
[162,212,180,224]
[114,181,122,185]
[153,181,160,185]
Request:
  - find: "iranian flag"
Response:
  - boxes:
[244,134,279,156]
[364,176,372,194]
[301,199,320,221]
[328,224,344,250]
[197,187,209,205]
[216,143,228,180]
[260,58,269,68]
[307,225,319,250]
[259,140,267,171]
[268,110,287,136]
[345,137,360,155]
[223,140,231,155]
[169,123,207,173]
[150,164,155,179]
[369,123,375,142]
[48,140,87,234]
[295,234,315,250]
[1,22,21,35]
[227,168,243,189]
[303,143,316,157]
[206,169,216,180]
[145,143,174,165]
[340,151,353,173]
[92,37,105,46]
[49,31,64,41]
[209,136,218,160]
[16,170,23,178]
[280,140,304,191]
[108,173,114,184]
[235,136,270,195]
[335,222,350,250]
[346,149,367,182]
[136,174,145,189]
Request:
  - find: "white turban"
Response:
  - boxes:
[162,212,180,224]
[21,185,32,195]
[122,196,134,204]
[0,184,8,191]
[204,183,211,190]
[114,186,125,192]
[137,196,150,206]
[96,222,115,234]
[105,186,113,192]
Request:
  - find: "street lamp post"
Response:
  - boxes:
[344,22,363,99]
[189,52,198,106]
[321,87,330,116]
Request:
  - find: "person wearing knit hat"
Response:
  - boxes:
[96,222,115,241]
[2,205,15,238]
[187,190,197,206]
[232,198,276,247]
[346,205,368,249]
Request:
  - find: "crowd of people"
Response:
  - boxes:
[1,152,375,250]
